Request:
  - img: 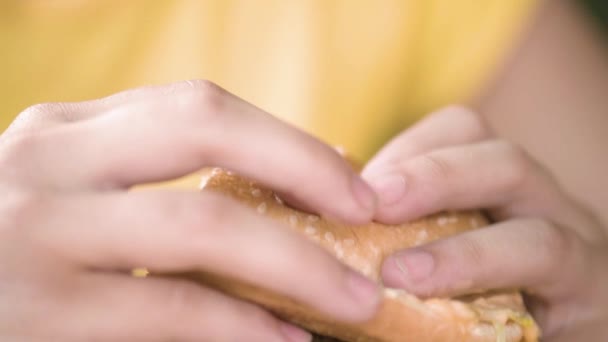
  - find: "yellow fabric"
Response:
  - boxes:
[0,0,538,161]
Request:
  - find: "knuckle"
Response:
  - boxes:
[543,224,571,259]
[182,79,227,120]
[1,190,44,233]
[19,102,71,123]
[526,219,573,271]
[541,223,569,253]
[0,133,41,177]
[493,140,532,192]
[21,103,58,117]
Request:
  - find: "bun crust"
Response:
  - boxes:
[188,168,539,341]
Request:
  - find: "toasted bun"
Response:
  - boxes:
[186,168,539,341]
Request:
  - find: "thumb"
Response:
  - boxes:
[381,219,586,300]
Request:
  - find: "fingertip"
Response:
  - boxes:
[351,173,378,220]
[275,151,376,225]
[381,256,410,289]
[318,173,377,225]
[361,169,419,224]
[363,168,442,224]
[381,251,437,296]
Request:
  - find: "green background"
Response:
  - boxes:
[583,0,608,33]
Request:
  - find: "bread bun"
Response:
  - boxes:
[187,168,539,341]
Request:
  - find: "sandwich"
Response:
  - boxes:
[184,167,540,341]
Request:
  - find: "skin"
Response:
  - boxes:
[0,81,380,342]
[1,0,607,341]
[477,0,608,226]
[363,107,608,340]
[367,1,608,340]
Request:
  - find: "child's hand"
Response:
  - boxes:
[364,106,608,340]
[0,80,380,342]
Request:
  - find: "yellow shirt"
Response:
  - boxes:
[0,0,538,161]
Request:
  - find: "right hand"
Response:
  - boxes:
[362,107,608,340]
[0,80,380,342]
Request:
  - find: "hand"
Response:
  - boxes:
[0,80,380,342]
[362,106,608,341]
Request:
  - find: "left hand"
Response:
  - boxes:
[361,106,608,341]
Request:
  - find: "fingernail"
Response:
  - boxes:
[367,174,406,205]
[278,322,312,342]
[395,251,435,282]
[351,175,377,212]
[346,271,380,309]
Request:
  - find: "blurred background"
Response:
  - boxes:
[0,0,607,162]
[585,0,608,32]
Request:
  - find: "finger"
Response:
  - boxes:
[13,80,375,223]
[4,102,86,136]
[273,145,362,214]
[363,106,489,179]
[29,191,380,322]
[363,140,600,237]
[381,218,589,301]
[6,81,212,135]
[368,140,556,221]
[48,273,311,342]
